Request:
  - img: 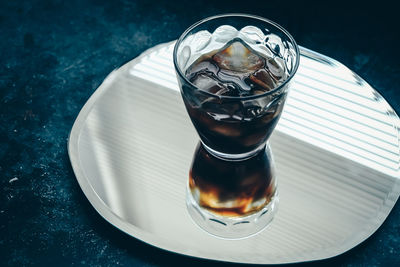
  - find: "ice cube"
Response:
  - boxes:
[267,57,286,80]
[239,26,265,44]
[244,105,263,118]
[211,124,242,137]
[178,45,191,70]
[190,72,229,95]
[186,59,217,76]
[249,69,276,90]
[213,41,264,72]
[265,33,284,57]
[192,30,212,52]
[213,25,238,43]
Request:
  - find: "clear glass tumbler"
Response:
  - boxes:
[173,14,299,238]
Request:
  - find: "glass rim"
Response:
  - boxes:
[173,13,300,100]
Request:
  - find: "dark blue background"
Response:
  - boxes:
[1,0,399,266]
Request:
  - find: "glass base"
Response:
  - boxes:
[201,141,267,161]
[186,188,279,240]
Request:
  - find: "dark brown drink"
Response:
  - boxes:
[175,15,299,238]
[189,144,276,217]
[184,39,287,155]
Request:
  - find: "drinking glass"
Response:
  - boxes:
[173,14,299,238]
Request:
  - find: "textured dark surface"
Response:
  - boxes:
[0,0,399,266]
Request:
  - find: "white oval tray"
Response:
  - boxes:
[68,41,400,264]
